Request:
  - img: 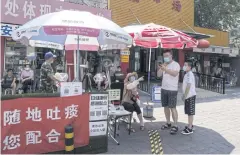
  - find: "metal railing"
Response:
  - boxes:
[193,73,225,94]
[137,72,226,95]
[138,81,151,94]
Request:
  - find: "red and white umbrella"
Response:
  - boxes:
[123,23,198,49]
[123,23,198,94]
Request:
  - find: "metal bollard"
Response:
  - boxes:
[65,125,74,154]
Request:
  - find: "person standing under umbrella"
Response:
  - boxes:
[40,52,61,93]
[157,50,180,134]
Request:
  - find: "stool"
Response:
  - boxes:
[4,88,13,95]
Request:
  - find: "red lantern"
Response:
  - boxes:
[197,39,210,48]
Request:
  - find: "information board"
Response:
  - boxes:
[89,93,108,121]
[152,86,161,103]
[89,121,107,136]
[60,82,82,97]
[121,55,129,63]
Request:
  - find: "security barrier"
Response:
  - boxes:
[65,125,74,154]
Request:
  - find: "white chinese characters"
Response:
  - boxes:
[26,107,42,121]
[40,4,51,15]
[65,104,79,119]
[26,131,42,145]
[47,107,61,120]
[46,129,61,143]
[5,0,19,17]
[4,109,21,126]
[23,1,36,19]
[55,6,63,12]
[3,134,21,150]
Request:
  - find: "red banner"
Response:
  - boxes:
[1,94,90,154]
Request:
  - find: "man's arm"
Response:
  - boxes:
[48,74,60,82]
[157,68,163,77]
[44,65,60,82]
[161,63,180,77]
[165,69,179,77]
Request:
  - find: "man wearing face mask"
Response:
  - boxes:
[157,50,180,134]
[40,52,60,93]
[113,66,124,82]
[21,64,34,93]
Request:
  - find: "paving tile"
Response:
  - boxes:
[107,88,240,154]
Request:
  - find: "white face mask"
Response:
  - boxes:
[129,76,136,82]
[25,67,30,71]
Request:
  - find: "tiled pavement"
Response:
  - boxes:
[107,87,240,154]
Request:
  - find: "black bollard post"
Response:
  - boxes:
[65,125,74,154]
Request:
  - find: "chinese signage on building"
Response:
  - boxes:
[120,49,130,55]
[64,0,108,9]
[121,55,129,63]
[1,0,111,25]
[1,94,90,154]
[89,93,108,121]
[172,0,182,12]
[193,47,239,57]
[1,23,20,37]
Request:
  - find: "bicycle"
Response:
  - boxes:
[230,70,238,87]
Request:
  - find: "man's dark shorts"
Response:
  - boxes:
[161,89,178,108]
[184,95,196,115]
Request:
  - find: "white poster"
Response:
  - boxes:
[89,121,108,136]
[60,82,72,97]
[89,94,108,121]
[72,82,83,96]
[60,82,82,97]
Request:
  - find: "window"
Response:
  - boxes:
[4,38,28,74]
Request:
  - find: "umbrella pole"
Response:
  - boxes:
[77,35,81,82]
[148,48,152,97]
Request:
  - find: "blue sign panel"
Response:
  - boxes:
[151,86,161,103]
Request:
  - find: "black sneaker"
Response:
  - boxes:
[181,127,193,135]
[185,125,195,131]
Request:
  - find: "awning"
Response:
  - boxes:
[180,31,213,39]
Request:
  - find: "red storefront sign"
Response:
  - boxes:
[1,0,111,25]
[1,94,90,154]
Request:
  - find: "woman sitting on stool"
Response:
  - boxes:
[1,69,16,95]
[122,72,145,132]
[21,64,34,93]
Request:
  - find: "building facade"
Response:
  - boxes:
[0,0,111,80]
[109,0,239,79]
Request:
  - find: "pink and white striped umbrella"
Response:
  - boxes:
[123,23,198,49]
